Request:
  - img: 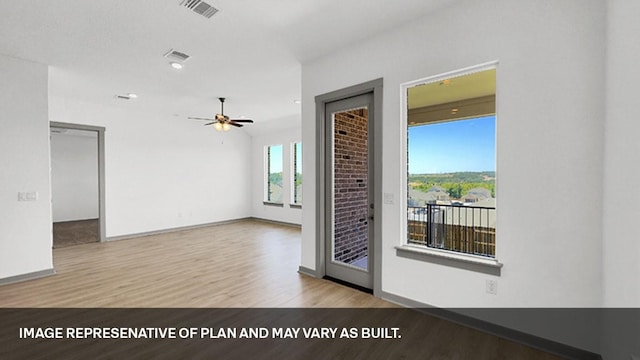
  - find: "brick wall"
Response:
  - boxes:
[333,108,368,265]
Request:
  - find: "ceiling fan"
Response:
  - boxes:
[188,97,254,131]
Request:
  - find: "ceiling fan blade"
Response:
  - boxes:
[228,122,243,127]
[189,117,215,121]
[230,119,254,123]
[204,122,216,126]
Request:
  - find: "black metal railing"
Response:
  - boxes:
[408,204,496,258]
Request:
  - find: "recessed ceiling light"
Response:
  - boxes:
[170,62,183,70]
[293,99,301,104]
[128,93,138,99]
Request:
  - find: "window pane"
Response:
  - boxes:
[293,142,302,205]
[406,67,496,258]
[267,145,283,203]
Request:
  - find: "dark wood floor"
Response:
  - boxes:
[0,219,563,359]
[53,219,99,248]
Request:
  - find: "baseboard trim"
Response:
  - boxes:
[106,218,252,242]
[379,291,602,360]
[249,217,302,229]
[0,268,56,286]
[297,266,319,278]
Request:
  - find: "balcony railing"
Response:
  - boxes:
[408,204,496,258]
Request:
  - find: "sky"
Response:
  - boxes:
[408,115,496,174]
[295,142,302,174]
[269,144,283,173]
[268,143,301,174]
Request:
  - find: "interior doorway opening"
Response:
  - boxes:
[50,122,105,247]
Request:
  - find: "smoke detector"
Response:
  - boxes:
[180,0,219,19]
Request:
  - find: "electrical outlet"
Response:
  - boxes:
[384,193,394,204]
[486,279,497,295]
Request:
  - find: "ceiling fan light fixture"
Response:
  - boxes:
[188,97,254,132]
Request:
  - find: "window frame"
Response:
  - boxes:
[397,61,503,271]
[264,144,284,206]
[290,142,302,208]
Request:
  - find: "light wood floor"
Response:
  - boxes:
[0,219,563,359]
[1,219,389,308]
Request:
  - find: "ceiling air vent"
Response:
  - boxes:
[164,49,191,63]
[180,0,219,19]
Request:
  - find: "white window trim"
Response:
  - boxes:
[396,244,503,269]
[399,60,500,269]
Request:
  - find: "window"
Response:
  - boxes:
[265,144,283,204]
[404,65,497,260]
[291,142,302,206]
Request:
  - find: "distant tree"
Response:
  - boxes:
[269,172,283,186]
[446,183,462,199]
[409,172,495,198]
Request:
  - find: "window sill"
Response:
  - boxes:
[263,201,284,207]
[289,204,302,209]
[395,244,502,276]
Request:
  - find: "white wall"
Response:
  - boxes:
[251,126,302,225]
[50,131,99,222]
[49,95,253,238]
[301,0,606,350]
[0,54,53,279]
[602,0,640,309]
[601,1,640,357]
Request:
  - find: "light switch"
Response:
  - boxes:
[18,191,38,201]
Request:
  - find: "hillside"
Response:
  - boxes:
[409,171,495,199]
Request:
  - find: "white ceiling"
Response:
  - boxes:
[0,0,458,134]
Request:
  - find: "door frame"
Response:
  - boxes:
[314,78,383,296]
[50,121,106,243]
